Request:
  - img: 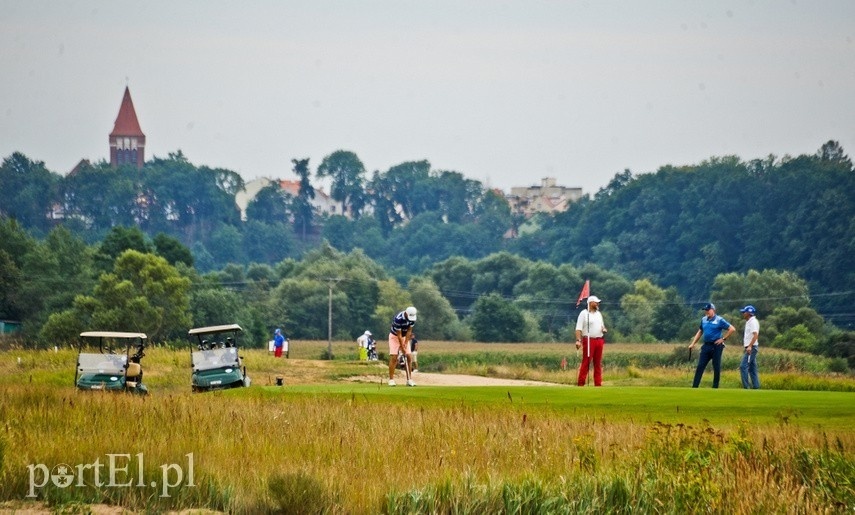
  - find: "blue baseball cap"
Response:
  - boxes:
[740,305,756,314]
[702,302,716,311]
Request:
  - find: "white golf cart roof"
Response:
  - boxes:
[188,324,243,336]
[80,331,147,339]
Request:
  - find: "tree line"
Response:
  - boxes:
[0,142,853,367]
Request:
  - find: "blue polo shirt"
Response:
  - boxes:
[699,315,731,343]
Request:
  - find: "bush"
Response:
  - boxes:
[827,358,849,374]
[773,324,818,353]
[268,471,330,514]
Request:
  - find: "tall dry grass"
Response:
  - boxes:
[1,344,853,513]
[1,381,853,513]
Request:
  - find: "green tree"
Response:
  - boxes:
[816,139,852,169]
[266,245,388,340]
[242,221,297,265]
[472,252,532,298]
[208,225,245,267]
[18,226,96,338]
[434,170,483,224]
[711,269,810,315]
[321,215,386,256]
[291,158,315,240]
[62,160,140,232]
[617,279,666,341]
[383,212,495,275]
[473,189,512,240]
[41,250,191,342]
[651,287,694,341]
[513,262,582,336]
[291,245,384,337]
[384,160,433,220]
[468,293,526,342]
[96,226,152,271]
[153,233,194,267]
[189,286,250,330]
[0,218,35,320]
[317,150,367,218]
[772,324,818,353]
[0,152,60,233]
[246,183,292,224]
[191,241,215,273]
[0,250,23,320]
[429,256,476,308]
[246,263,277,284]
[763,306,826,346]
[143,152,243,241]
[0,217,35,266]
[269,277,335,340]
[408,277,465,340]
[373,279,412,337]
[368,170,404,236]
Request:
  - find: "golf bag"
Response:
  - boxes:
[367,338,377,361]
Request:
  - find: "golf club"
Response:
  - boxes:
[404,351,411,382]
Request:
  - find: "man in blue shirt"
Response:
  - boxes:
[273,328,286,358]
[688,303,735,388]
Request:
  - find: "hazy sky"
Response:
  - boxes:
[2,1,853,195]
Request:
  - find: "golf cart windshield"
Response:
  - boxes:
[192,347,240,372]
[77,353,127,375]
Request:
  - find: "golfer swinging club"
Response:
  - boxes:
[388,306,417,387]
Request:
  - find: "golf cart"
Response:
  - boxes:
[188,324,250,392]
[75,331,148,395]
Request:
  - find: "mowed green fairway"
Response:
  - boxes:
[261,383,854,430]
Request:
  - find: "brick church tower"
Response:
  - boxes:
[109,86,146,168]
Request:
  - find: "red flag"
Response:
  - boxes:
[575,279,590,308]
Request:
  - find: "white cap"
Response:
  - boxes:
[405,306,417,321]
[364,330,372,336]
[587,295,601,304]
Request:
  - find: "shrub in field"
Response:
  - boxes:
[774,324,819,353]
[268,471,330,514]
[828,357,849,374]
[625,365,643,378]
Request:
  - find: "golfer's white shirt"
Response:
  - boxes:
[743,316,759,347]
[575,310,605,338]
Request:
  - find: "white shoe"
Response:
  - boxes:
[406,379,416,387]
[388,379,396,386]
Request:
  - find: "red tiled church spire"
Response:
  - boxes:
[109,86,146,168]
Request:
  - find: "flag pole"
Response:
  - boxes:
[586,308,591,386]
[575,279,591,386]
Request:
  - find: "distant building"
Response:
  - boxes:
[235,178,339,221]
[109,87,146,168]
[277,179,338,216]
[505,177,582,218]
[235,178,274,221]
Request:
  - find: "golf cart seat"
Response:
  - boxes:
[126,362,141,378]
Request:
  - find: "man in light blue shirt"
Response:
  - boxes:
[688,303,735,388]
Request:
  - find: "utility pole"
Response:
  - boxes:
[325,278,342,359]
